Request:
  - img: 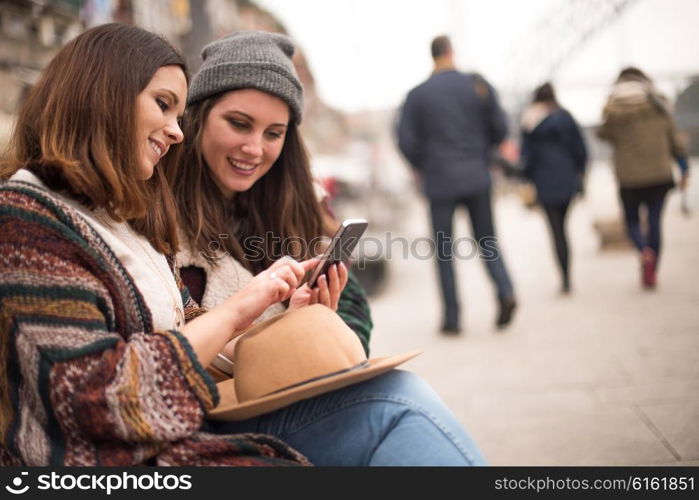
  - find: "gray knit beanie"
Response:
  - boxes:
[188,31,304,123]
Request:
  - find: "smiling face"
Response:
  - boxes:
[134,65,187,180]
[201,88,290,199]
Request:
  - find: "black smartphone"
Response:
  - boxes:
[304,218,368,288]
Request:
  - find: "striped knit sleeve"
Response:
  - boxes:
[0,204,218,464]
[336,270,373,356]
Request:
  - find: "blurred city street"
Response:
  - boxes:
[2,0,698,469]
[367,163,699,465]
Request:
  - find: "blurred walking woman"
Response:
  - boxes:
[0,23,312,466]
[597,68,690,288]
[521,83,587,293]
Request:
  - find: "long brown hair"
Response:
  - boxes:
[1,23,187,255]
[168,92,335,273]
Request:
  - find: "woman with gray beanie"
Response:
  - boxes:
[167,31,486,466]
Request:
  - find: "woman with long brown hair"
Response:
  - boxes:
[168,31,487,466]
[0,23,313,466]
[171,32,371,354]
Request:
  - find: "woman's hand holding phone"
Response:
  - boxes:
[289,261,348,312]
[222,256,319,334]
[288,219,365,312]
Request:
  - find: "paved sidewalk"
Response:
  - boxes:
[367,164,699,465]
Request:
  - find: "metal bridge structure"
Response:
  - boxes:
[505,0,640,93]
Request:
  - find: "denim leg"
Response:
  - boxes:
[429,199,460,326]
[619,190,645,251]
[646,190,668,266]
[464,190,514,300]
[209,370,486,466]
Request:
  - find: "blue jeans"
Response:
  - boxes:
[619,184,670,265]
[207,370,486,466]
[429,190,514,326]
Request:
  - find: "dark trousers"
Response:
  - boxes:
[542,202,571,286]
[429,190,514,326]
[619,185,670,266]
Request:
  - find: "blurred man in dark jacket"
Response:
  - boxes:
[397,35,516,334]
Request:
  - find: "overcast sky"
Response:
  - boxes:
[256,0,699,125]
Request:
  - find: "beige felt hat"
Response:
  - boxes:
[207,304,421,421]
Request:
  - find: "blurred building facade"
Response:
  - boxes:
[0,0,349,156]
[0,0,79,149]
[676,76,699,156]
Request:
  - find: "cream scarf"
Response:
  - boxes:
[176,241,286,324]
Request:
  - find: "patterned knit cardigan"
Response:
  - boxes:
[0,179,310,466]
